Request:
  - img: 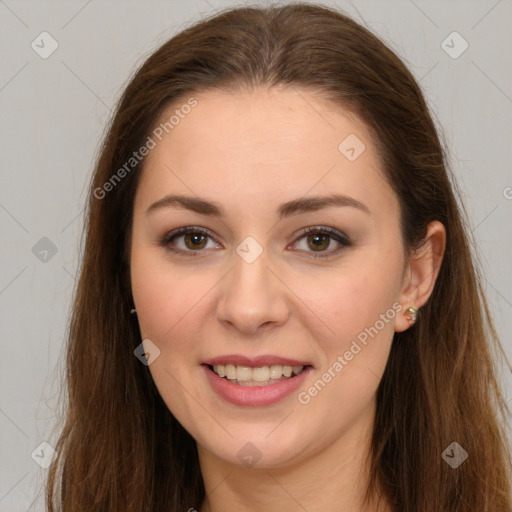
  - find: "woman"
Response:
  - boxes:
[46,3,512,511]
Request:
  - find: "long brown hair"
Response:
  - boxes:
[46,3,512,511]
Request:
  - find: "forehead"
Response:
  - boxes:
[135,87,398,223]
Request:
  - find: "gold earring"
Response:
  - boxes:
[405,306,417,324]
[130,308,137,314]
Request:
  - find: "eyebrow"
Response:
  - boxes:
[145,193,372,219]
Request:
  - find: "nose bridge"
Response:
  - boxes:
[216,241,289,333]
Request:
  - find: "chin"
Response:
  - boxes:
[200,427,312,470]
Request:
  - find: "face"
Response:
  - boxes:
[130,87,408,469]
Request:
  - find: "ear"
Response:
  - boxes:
[394,220,446,333]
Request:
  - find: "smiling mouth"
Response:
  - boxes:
[206,363,309,386]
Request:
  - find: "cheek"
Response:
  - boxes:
[130,252,210,425]
[291,257,400,415]
[295,271,397,427]
[130,249,206,357]
[293,261,397,346]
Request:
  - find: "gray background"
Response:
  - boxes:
[1,1,511,510]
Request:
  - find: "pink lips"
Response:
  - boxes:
[203,354,312,367]
[201,354,313,407]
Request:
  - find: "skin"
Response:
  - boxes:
[130,86,446,512]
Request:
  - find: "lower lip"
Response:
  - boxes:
[202,364,312,406]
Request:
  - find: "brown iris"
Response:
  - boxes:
[307,233,329,251]
[184,232,208,250]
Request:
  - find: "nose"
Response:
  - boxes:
[216,248,290,335]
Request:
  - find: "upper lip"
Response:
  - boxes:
[203,354,313,367]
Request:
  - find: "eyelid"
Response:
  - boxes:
[159,225,351,258]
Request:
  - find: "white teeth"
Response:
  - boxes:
[252,366,270,382]
[236,366,252,381]
[269,364,282,379]
[212,364,305,382]
[225,364,236,379]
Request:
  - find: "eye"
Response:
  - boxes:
[159,227,220,257]
[291,226,351,258]
[159,225,351,258]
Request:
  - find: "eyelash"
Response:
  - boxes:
[159,225,351,259]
